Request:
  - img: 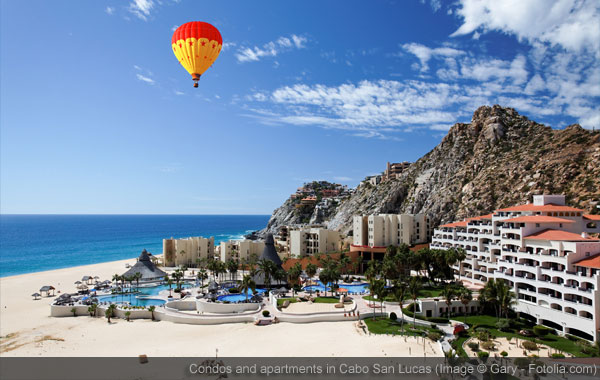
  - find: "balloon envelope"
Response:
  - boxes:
[172,22,222,87]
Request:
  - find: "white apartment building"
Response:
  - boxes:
[431,195,600,341]
[289,227,341,257]
[352,213,430,247]
[163,236,215,267]
[219,240,265,262]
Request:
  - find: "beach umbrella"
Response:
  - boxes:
[94,276,100,280]
[31,293,41,300]
[77,284,88,290]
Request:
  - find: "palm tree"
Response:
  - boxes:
[408,276,421,327]
[287,263,302,296]
[441,284,456,321]
[226,259,238,282]
[459,287,473,323]
[392,280,408,331]
[339,253,351,276]
[496,280,516,319]
[371,278,386,320]
[105,304,116,323]
[305,263,317,282]
[319,268,331,297]
[88,304,97,317]
[125,311,131,322]
[239,275,256,303]
[197,269,207,289]
[112,274,120,288]
[134,272,141,290]
[355,255,364,274]
[167,278,173,297]
[148,305,156,321]
[71,307,77,317]
[257,258,276,291]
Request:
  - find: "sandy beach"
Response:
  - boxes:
[0,258,442,357]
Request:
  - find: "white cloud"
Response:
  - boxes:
[402,43,465,71]
[451,0,600,57]
[174,90,184,95]
[105,6,115,15]
[421,0,442,12]
[235,34,307,63]
[221,42,237,51]
[136,73,155,85]
[129,0,154,21]
[245,39,599,133]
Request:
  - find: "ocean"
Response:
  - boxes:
[0,214,270,277]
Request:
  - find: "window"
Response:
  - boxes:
[536,223,540,227]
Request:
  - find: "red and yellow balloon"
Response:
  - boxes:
[171,22,222,87]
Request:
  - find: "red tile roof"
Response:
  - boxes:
[574,254,600,269]
[440,221,468,228]
[503,215,575,224]
[583,214,600,221]
[497,203,584,213]
[524,229,599,242]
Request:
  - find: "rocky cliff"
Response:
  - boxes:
[263,105,600,236]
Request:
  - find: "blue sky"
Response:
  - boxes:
[1,0,598,214]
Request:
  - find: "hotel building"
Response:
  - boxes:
[163,236,215,267]
[289,227,341,257]
[431,195,600,340]
[219,240,265,262]
[350,213,431,267]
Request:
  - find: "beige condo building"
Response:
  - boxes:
[219,240,265,262]
[163,236,215,267]
[289,227,341,257]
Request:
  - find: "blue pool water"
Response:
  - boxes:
[95,283,190,306]
[96,294,166,307]
[304,281,369,293]
[218,288,266,303]
[0,214,269,277]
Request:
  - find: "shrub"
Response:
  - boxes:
[429,317,449,323]
[496,319,511,332]
[576,340,596,355]
[566,334,580,341]
[228,287,240,294]
[262,310,270,317]
[389,312,397,321]
[481,341,496,351]
[533,325,554,337]
[501,351,508,357]
[476,329,491,342]
[477,351,489,360]
[551,353,565,358]
[468,342,479,351]
[428,332,441,342]
[522,341,538,351]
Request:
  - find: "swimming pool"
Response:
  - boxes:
[96,294,166,307]
[303,281,369,293]
[217,288,267,303]
[95,283,190,306]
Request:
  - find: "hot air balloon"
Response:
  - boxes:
[171,22,222,88]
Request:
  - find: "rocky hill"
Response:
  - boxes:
[262,105,600,236]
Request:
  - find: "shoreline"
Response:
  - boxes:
[0,256,442,357]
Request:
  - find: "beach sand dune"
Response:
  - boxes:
[1,259,441,357]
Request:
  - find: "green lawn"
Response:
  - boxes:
[276,298,298,307]
[364,318,440,337]
[461,315,594,357]
[314,297,340,303]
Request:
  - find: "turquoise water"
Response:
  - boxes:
[0,215,269,277]
[96,294,166,307]
[218,288,266,303]
[304,281,369,293]
[95,283,191,306]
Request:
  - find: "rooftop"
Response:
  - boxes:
[583,214,600,221]
[496,203,584,213]
[573,254,600,269]
[503,215,575,224]
[523,229,599,242]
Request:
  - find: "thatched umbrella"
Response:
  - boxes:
[31,293,41,300]
[94,276,100,280]
[74,281,82,285]
[77,284,88,290]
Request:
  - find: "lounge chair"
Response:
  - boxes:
[282,300,290,309]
